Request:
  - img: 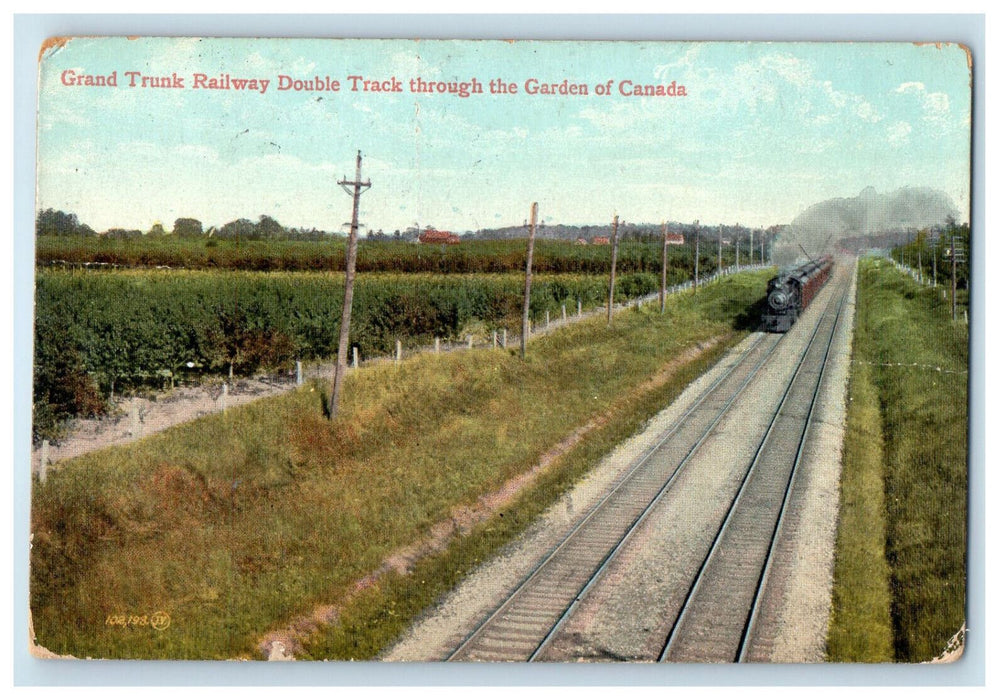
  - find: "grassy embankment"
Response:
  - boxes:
[31,270,771,660]
[828,258,968,662]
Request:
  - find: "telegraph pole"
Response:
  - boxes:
[693,220,700,293]
[329,150,372,421]
[717,224,723,277]
[760,231,765,264]
[660,221,668,313]
[931,231,937,285]
[749,228,753,267]
[607,214,620,325]
[521,202,538,359]
[734,231,739,271]
[951,235,957,321]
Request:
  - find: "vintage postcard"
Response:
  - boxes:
[30,37,972,664]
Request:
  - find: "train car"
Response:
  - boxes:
[762,256,833,332]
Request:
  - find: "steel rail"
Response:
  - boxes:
[658,277,846,662]
[446,332,780,661]
[528,335,782,661]
[735,279,851,662]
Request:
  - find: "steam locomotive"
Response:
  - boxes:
[763,256,833,332]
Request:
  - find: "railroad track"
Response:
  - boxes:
[446,332,783,661]
[445,265,851,663]
[659,275,849,662]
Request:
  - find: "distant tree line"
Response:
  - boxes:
[36,210,337,242]
[37,209,782,246]
[36,209,96,237]
[836,218,970,256]
[466,221,775,244]
[889,218,970,290]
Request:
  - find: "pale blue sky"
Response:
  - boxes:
[37,37,972,233]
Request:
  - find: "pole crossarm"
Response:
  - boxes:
[339,179,372,196]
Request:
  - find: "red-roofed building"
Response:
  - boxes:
[591,236,610,245]
[666,233,685,246]
[418,229,461,244]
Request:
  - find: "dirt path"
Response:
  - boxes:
[30,369,328,473]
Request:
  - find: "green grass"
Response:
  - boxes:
[300,337,727,660]
[828,258,968,662]
[827,290,895,662]
[30,270,771,660]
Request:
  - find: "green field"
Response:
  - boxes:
[33,270,660,441]
[30,270,771,660]
[33,233,759,442]
[828,258,968,662]
[37,234,745,275]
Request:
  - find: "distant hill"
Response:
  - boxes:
[465,223,685,242]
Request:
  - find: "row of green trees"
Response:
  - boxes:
[35,209,96,237]
[38,208,782,248]
[32,271,666,442]
[890,220,970,290]
[38,234,763,275]
[36,209,336,241]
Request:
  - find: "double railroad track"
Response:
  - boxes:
[445,267,851,663]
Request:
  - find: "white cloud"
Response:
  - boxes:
[895,81,926,94]
[824,81,848,108]
[175,144,221,163]
[653,44,703,80]
[38,100,91,130]
[759,54,814,87]
[887,121,912,146]
[893,81,958,132]
[715,54,887,132]
[856,101,882,123]
[386,48,440,80]
[923,92,951,121]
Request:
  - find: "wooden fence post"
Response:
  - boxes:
[38,440,49,483]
